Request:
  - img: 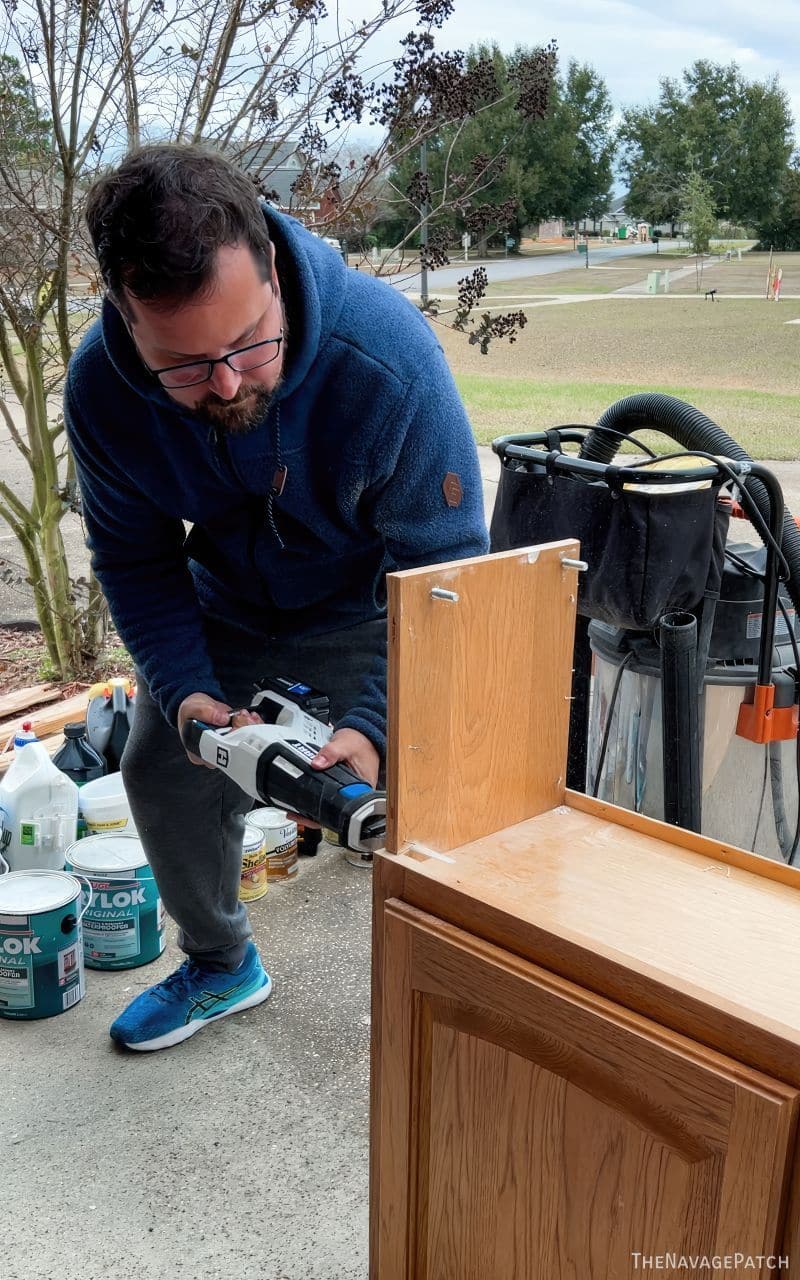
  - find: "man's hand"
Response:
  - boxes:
[177,692,260,767]
[309,727,380,788]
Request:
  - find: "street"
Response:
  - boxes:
[388,241,659,293]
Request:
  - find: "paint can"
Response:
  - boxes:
[248,808,298,879]
[78,772,136,835]
[343,845,374,870]
[0,869,90,1019]
[322,823,374,870]
[64,833,165,970]
[240,823,269,901]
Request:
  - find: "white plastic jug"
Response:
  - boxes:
[0,742,79,872]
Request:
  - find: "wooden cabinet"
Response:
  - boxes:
[371,544,800,1279]
[375,901,796,1279]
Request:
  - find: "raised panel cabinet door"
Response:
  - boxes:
[373,901,798,1280]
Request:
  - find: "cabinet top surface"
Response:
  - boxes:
[390,800,800,1043]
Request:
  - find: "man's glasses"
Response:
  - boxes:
[148,329,284,389]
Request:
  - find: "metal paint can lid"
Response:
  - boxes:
[243,823,267,855]
[65,833,148,874]
[0,869,81,913]
[248,806,289,831]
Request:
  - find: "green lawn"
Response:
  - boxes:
[437,293,800,459]
[456,374,800,458]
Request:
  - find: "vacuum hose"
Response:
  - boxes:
[660,612,702,831]
[580,392,800,617]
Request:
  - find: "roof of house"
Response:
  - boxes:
[236,139,318,209]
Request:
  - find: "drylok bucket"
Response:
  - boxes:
[0,869,89,1019]
[248,808,298,879]
[240,823,269,902]
[65,834,165,970]
[78,772,136,834]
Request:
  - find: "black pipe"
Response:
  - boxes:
[660,612,702,832]
[579,393,800,621]
[747,462,786,686]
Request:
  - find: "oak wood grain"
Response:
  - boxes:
[375,900,798,1280]
[386,543,578,854]
[383,803,800,1054]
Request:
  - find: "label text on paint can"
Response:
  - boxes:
[240,825,268,902]
[0,934,41,954]
[82,878,148,962]
[0,922,82,1014]
[266,830,298,878]
[248,810,299,879]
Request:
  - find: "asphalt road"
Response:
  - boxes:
[388,241,660,293]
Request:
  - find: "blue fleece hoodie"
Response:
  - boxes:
[64,207,489,755]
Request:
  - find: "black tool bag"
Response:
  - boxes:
[490,450,730,632]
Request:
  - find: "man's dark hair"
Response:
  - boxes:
[85,144,272,314]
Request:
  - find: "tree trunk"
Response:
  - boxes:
[21,333,83,676]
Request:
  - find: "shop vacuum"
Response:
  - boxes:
[491,393,800,863]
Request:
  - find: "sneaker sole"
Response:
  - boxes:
[116,974,273,1052]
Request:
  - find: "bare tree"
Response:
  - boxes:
[0,0,553,677]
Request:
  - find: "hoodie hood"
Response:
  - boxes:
[99,204,349,411]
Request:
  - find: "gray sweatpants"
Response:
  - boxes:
[120,615,387,971]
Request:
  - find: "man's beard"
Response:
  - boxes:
[192,306,287,434]
[190,380,278,434]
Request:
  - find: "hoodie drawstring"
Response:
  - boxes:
[266,403,286,550]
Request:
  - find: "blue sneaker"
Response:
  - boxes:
[109,942,272,1052]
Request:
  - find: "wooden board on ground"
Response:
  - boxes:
[0,691,89,767]
[0,683,61,720]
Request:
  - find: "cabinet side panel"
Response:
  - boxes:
[386,544,579,853]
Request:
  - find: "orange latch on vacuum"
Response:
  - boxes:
[736,683,799,743]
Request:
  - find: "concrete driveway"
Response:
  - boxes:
[3,848,373,1280]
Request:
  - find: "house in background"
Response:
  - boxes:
[536,217,567,239]
[536,195,686,240]
[238,139,320,219]
[536,198,628,240]
[238,138,347,243]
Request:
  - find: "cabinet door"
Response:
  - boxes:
[373,901,798,1280]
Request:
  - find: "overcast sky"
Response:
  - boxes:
[350,0,799,149]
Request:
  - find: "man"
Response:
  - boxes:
[66,144,488,1051]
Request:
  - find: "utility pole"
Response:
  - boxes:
[420,140,429,309]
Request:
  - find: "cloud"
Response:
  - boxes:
[341,0,797,145]
[430,0,797,129]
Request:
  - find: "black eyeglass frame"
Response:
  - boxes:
[147,329,284,388]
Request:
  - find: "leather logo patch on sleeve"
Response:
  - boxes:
[442,472,463,508]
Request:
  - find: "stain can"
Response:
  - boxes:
[0,869,89,1019]
[248,808,299,879]
[65,833,165,970]
[240,823,269,901]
